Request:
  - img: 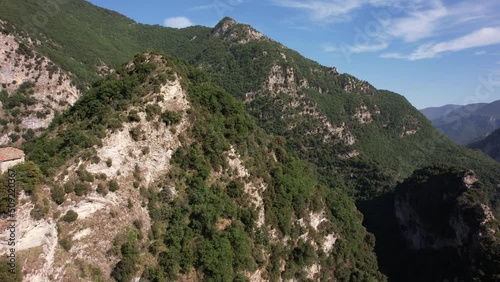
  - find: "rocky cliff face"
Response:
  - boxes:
[0,21,80,145]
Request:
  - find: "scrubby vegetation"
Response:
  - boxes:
[19,53,384,280]
[0,161,43,214]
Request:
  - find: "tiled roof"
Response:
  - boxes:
[0,147,25,162]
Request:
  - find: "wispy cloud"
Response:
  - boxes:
[323,41,388,54]
[271,0,414,22]
[475,50,487,55]
[322,44,338,52]
[386,1,448,42]
[189,5,214,11]
[349,42,388,53]
[386,1,496,43]
[164,17,194,28]
[272,0,362,21]
[381,27,500,60]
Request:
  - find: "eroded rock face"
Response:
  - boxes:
[0,22,80,145]
[354,105,373,124]
[247,63,357,146]
[0,57,189,281]
[341,75,373,94]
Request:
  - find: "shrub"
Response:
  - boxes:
[133,164,141,181]
[59,237,72,251]
[127,110,141,122]
[145,104,161,121]
[161,110,181,126]
[64,182,74,193]
[96,173,107,180]
[106,158,112,167]
[77,168,94,182]
[129,126,141,141]
[133,219,143,230]
[51,185,65,205]
[97,183,108,196]
[9,133,20,143]
[14,161,43,196]
[74,182,90,196]
[109,180,120,192]
[30,202,48,220]
[62,210,78,223]
[22,128,35,141]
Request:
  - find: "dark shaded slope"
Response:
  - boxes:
[469,128,500,162]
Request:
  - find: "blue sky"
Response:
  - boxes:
[87,0,500,109]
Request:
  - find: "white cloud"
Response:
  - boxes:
[475,50,486,55]
[381,27,500,60]
[387,1,448,42]
[164,17,194,28]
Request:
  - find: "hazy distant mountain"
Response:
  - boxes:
[469,128,500,162]
[420,104,463,121]
[421,100,500,145]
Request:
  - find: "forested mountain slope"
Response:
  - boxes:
[0,52,385,281]
[0,1,499,281]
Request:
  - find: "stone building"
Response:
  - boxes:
[0,147,25,174]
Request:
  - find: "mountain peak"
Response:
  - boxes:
[212,17,266,44]
[219,16,238,26]
[212,17,238,37]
